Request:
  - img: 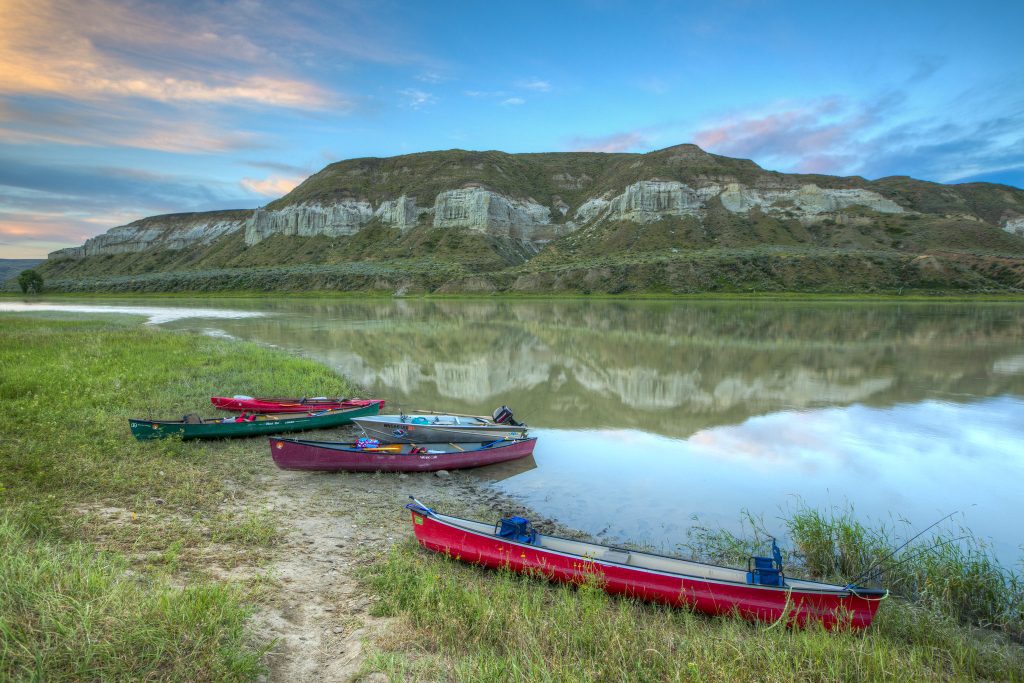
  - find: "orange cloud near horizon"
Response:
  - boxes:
[240,175,305,197]
[0,0,340,111]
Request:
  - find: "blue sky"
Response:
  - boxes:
[1,0,1022,258]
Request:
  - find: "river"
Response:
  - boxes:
[5,297,1024,561]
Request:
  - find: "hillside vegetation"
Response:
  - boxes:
[36,145,1024,294]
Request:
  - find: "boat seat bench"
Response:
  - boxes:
[601,549,632,564]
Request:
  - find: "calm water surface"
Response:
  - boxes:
[10,297,1024,561]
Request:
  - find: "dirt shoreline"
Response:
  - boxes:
[235,450,559,682]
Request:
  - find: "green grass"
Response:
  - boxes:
[33,245,1024,295]
[0,314,359,680]
[363,539,1024,681]
[0,517,263,682]
[684,506,1023,639]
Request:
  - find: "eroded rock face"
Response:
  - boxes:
[606,181,721,222]
[433,188,551,239]
[573,196,612,224]
[719,183,904,215]
[1003,217,1024,237]
[374,195,427,231]
[49,217,246,259]
[244,202,374,245]
[567,180,903,228]
[48,177,911,259]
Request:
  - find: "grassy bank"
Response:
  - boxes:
[362,524,1024,683]
[26,242,1024,296]
[6,289,1024,302]
[364,543,1023,681]
[0,314,355,680]
[360,508,1024,681]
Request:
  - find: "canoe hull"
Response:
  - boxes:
[129,403,381,441]
[211,396,384,413]
[353,416,527,443]
[408,510,883,630]
[271,437,537,472]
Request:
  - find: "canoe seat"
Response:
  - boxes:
[601,549,631,565]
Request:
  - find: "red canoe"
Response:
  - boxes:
[270,437,537,472]
[211,396,384,413]
[405,502,887,630]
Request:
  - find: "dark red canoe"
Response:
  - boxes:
[212,396,384,413]
[270,437,537,472]
[405,501,887,630]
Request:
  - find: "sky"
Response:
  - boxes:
[1,0,1022,258]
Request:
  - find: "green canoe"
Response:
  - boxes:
[129,403,381,441]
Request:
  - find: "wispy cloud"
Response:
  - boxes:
[466,78,551,104]
[464,89,508,98]
[692,96,862,170]
[398,88,437,109]
[415,71,447,84]
[0,156,258,255]
[0,0,340,110]
[243,160,313,176]
[516,78,551,92]
[690,92,1024,184]
[637,77,672,95]
[240,174,305,197]
[0,99,266,154]
[567,131,649,153]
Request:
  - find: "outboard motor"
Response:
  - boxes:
[746,538,786,587]
[495,516,538,545]
[492,405,521,426]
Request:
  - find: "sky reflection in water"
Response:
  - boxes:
[507,397,1024,561]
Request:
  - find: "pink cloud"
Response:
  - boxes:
[568,131,649,153]
[0,214,95,255]
[691,97,881,174]
[240,175,305,197]
[0,0,341,110]
[0,99,266,154]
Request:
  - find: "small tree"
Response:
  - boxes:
[17,269,43,294]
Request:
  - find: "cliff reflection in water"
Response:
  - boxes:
[165,299,1024,438]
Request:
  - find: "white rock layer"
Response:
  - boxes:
[49,179,911,259]
[374,195,427,231]
[49,217,245,259]
[1002,217,1024,237]
[432,188,551,239]
[718,183,904,215]
[244,202,374,245]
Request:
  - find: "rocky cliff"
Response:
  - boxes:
[50,210,251,259]
[41,144,1024,293]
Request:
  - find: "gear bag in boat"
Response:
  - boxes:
[495,516,538,545]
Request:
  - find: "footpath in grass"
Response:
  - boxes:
[0,314,355,681]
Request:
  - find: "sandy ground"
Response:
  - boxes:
[238,453,548,682]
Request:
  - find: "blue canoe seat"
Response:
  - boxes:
[496,516,539,545]
[747,539,786,587]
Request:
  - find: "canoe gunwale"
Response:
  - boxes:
[270,437,536,472]
[210,396,384,413]
[353,415,528,443]
[407,504,887,599]
[129,403,381,440]
[275,436,536,455]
